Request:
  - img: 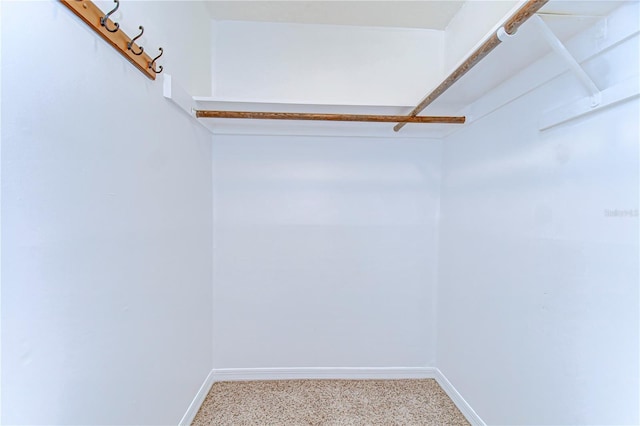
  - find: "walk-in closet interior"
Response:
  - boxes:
[2,0,638,424]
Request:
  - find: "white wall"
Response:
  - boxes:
[212,135,442,368]
[211,20,444,105]
[1,2,213,424]
[437,9,639,425]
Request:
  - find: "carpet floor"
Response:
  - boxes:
[191,379,470,425]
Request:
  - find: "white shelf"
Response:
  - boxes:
[164,4,636,140]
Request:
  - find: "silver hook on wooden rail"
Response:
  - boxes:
[128,26,144,56]
[149,47,163,74]
[100,0,120,33]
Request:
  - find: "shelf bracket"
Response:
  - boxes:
[532,15,601,107]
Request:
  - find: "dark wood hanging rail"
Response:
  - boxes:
[394,0,549,132]
[195,110,465,124]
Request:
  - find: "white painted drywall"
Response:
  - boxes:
[210,20,444,105]
[211,135,441,369]
[437,6,639,424]
[1,1,213,424]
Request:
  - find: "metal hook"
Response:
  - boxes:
[127,26,144,56]
[149,47,163,74]
[100,0,120,33]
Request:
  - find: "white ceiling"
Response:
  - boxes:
[205,1,465,30]
[540,0,627,17]
[204,1,630,31]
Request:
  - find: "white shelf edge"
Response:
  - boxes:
[539,76,640,131]
[163,74,195,117]
[192,96,415,109]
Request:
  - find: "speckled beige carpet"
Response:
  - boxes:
[192,379,470,425]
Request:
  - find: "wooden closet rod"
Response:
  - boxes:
[195,110,466,124]
[394,0,549,132]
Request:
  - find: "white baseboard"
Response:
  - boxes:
[210,367,436,382]
[178,369,216,426]
[178,367,484,426]
[434,368,486,426]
